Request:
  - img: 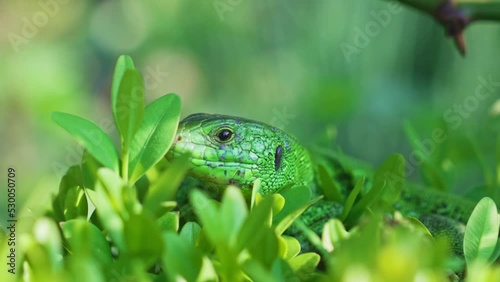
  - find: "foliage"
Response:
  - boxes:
[2,56,500,282]
[463,197,500,266]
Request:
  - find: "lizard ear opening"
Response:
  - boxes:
[275,145,283,171]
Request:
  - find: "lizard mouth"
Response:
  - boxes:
[166,147,257,193]
[166,149,258,170]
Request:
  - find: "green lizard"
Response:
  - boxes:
[166,113,477,255]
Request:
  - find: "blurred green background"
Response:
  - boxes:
[1,0,500,221]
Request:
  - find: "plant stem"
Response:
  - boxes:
[393,0,442,12]
[122,145,129,183]
[390,0,500,23]
[387,0,500,54]
[458,3,500,22]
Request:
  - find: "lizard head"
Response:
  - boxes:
[166,113,313,195]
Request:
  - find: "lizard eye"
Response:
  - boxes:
[215,129,233,143]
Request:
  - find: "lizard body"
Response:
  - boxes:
[166,113,476,253]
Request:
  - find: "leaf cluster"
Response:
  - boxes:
[2,56,500,282]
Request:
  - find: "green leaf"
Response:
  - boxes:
[198,257,219,281]
[270,259,296,282]
[220,186,248,245]
[464,197,500,266]
[317,164,344,203]
[271,194,286,216]
[273,185,312,224]
[63,186,88,220]
[143,153,190,216]
[112,55,135,123]
[121,180,141,215]
[86,168,127,249]
[247,226,280,267]
[291,218,328,256]
[340,176,365,221]
[288,253,320,280]
[180,222,202,245]
[196,228,215,255]
[128,93,181,183]
[51,194,65,222]
[58,165,83,199]
[52,112,119,171]
[344,188,384,227]
[124,213,164,266]
[88,207,104,231]
[157,212,179,233]
[158,201,178,215]
[67,258,105,282]
[335,214,382,268]
[105,259,150,282]
[489,239,500,262]
[81,150,102,190]
[243,260,280,282]
[190,188,248,279]
[282,236,301,260]
[344,158,390,228]
[275,196,322,235]
[406,216,433,237]
[420,162,447,193]
[53,165,83,221]
[61,219,113,265]
[235,195,274,252]
[403,121,446,191]
[162,233,210,282]
[372,154,405,207]
[115,69,145,149]
[32,218,64,271]
[190,190,223,243]
[97,168,128,214]
[250,178,262,209]
[322,218,350,252]
[495,133,500,196]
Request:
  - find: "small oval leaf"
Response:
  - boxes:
[464,197,500,266]
[124,213,164,266]
[128,93,181,183]
[61,219,113,265]
[112,55,136,122]
[115,69,145,148]
[52,112,119,171]
[143,154,190,216]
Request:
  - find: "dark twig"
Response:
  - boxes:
[433,0,470,55]
[390,0,500,55]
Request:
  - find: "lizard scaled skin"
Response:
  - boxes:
[166,113,477,254]
[167,113,314,195]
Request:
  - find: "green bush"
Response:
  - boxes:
[2,56,500,282]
